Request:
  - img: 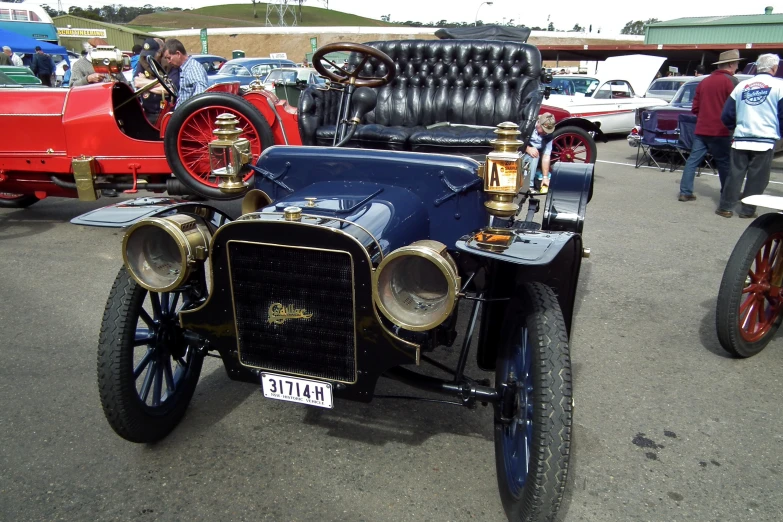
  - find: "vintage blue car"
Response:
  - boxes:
[207,57,297,87]
[81,40,594,522]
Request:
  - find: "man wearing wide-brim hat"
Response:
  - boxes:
[677,49,743,202]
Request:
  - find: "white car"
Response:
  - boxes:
[260,67,327,90]
[543,55,669,134]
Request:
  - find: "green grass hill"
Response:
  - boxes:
[129,3,394,31]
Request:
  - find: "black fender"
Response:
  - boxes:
[70,197,232,229]
[455,229,586,370]
[543,162,594,234]
[555,116,606,143]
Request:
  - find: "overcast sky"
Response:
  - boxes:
[32,0,781,34]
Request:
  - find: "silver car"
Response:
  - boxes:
[644,76,693,102]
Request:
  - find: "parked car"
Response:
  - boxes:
[644,76,692,102]
[54,51,79,85]
[261,67,326,90]
[81,39,594,522]
[0,53,301,208]
[0,65,41,85]
[543,55,669,134]
[0,69,20,87]
[208,57,297,87]
[191,54,227,75]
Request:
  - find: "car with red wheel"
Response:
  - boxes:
[0,66,301,207]
[539,103,601,165]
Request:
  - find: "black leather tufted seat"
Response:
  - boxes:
[299,39,542,154]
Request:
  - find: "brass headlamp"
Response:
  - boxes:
[90,45,129,76]
[208,113,252,194]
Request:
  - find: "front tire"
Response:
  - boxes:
[716,214,783,357]
[97,267,206,443]
[494,283,572,522]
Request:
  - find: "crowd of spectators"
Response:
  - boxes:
[0,38,207,114]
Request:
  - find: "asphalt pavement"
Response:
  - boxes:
[2,138,783,521]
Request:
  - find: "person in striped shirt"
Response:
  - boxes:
[161,39,208,108]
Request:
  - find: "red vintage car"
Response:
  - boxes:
[0,77,298,208]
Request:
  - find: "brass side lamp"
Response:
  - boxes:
[473,121,525,251]
[208,113,252,194]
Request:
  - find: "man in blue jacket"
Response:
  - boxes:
[717,54,783,218]
[30,46,55,87]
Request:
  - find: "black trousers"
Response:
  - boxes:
[37,73,52,87]
[718,147,774,215]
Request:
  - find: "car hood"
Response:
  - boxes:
[542,93,668,112]
[596,55,666,96]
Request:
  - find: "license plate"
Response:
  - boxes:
[260,373,333,409]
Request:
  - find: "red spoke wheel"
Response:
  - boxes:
[550,126,596,165]
[717,213,783,357]
[164,93,274,201]
[0,192,39,209]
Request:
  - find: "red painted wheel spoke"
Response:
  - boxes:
[739,232,783,343]
[552,132,592,164]
[739,294,756,318]
[177,105,261,188]
[743,298,760,332]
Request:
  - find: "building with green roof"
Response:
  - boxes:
[53,15,154,52]
[645,8,783,45]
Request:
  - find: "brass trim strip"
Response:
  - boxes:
[238,211,385,263]
[226,239,360,384]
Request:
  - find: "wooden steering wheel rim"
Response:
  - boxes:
[312,42,396,88]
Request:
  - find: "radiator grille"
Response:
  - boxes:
[228,241,356,382]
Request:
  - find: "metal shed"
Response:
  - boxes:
[53,15,153,52]
[646,10,783,45]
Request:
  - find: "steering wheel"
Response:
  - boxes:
[146,56,179,100]
[312,42,396,88]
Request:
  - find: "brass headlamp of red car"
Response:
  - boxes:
[90,45,129,75]
[208,113,252,195]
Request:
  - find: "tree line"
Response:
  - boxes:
[39,4,182,24]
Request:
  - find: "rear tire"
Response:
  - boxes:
[164,92,274,201]
[494,282,572,522]
[0,193,39,208]
[716,214,783,357]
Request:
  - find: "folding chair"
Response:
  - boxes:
[635,110,680,172]
[676,113,715,177]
